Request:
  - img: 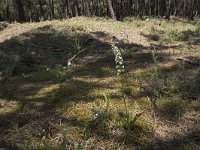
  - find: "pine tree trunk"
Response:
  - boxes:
[166,0,171,20]
[129,0,133,16]
[189,0,195,20]
[6,1,10,22]
[51,0,55,19]
[38,0,44,20]
[66,0,72,18]
[107,0,116,20]
[15,0,26,22]
[83,0,89,16]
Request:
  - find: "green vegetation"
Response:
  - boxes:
[0,17,200,150]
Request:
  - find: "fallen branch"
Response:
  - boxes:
[67,48,87,67]
[176,57,200,66]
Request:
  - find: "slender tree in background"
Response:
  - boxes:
[0,0,200,22]
[14,0,26,22]
[107,0,116,20]
[72,0,78,17]
[50,0,55,19]
[83,0,89,16]
[61,0,68,18]
[38,0,45,20]
[166,0,171,20]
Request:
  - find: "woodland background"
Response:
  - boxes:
[0,0,200,22]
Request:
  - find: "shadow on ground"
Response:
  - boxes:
[0,24,199,149]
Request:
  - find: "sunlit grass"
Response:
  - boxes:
[0,17,199,149]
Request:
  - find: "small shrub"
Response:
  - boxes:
[72,24,85,31]
[148,34,160,41]
[119,98,145,131]
[72,37,82,52]
[167,29,189,41]
[148,26,160,41]
[90,106,111,127]
[90,94,111,128]
[51,64,68,83]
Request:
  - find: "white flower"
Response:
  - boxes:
[112,44,125,75]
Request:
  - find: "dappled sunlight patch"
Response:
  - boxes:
[112,79,123,89]
[0,99,19,115]
[129,68,146,75]
[138,17,198,44]
[181,109,200,134]
[187,101,200,112]
[128,67,154,77]
[87,88,122,100]
[1,113,84,150]
[159,61,178,69]
[8,70,55,84]
[0,17,200,149]
[74,76,117,86]
[58,97,152,142]
[156,98,187,119]
[25,84,59,100]
[133,97,151,110]
[0,74,62,104]
[101,66,116,74]
[0,23,45,43]
[124,78,142,98]
[154,102,200,146]
[60,101,94,121]
[37,84,59,95]
[53,80,94,98]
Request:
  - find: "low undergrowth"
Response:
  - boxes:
[0,17,200,150]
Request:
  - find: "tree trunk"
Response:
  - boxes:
[15,0,26,22]
[83,0,90,16]
[72,0,79,17]
[107,0,116,20]
[62,0,68,18]
[139,0,143,19]
[189,0,195,20]
[51,0,55,19]
[166,0,171,20]
[6,0,10,22]
[66,0,72,18]
[38,0,44,20]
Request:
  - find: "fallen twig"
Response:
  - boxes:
[67,48,87,67]
[176,57,200,66]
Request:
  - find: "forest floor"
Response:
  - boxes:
[0,17,200,150]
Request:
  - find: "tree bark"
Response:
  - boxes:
[107,0,116,20]
[83,0,89,16]
[38,0,44,20]
[15,0,26,22]
[166,0,171,20]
